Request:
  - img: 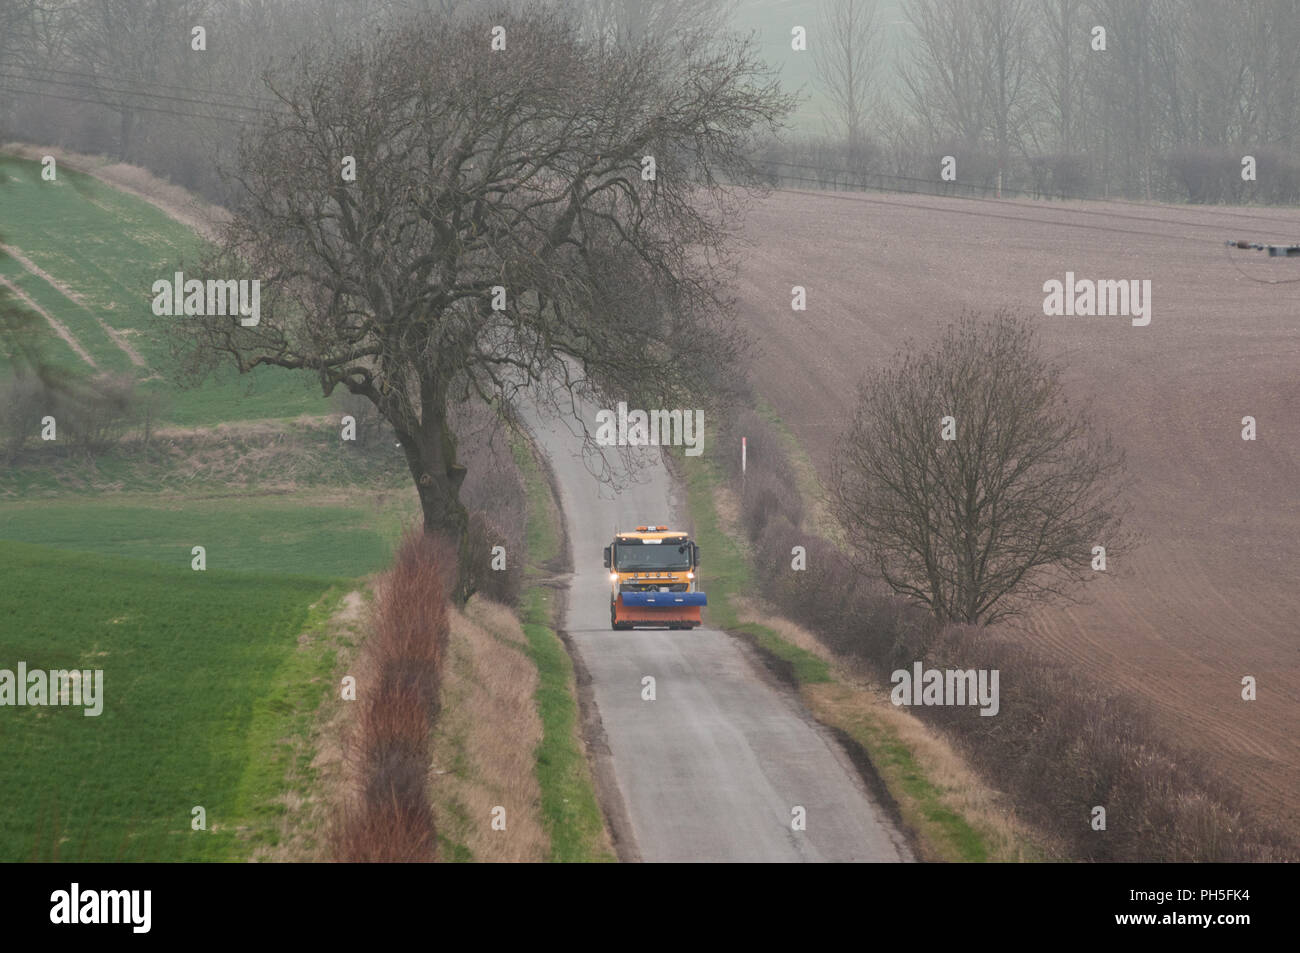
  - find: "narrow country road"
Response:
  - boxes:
[522,399,912,863]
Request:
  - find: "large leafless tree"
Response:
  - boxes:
[976,0,1033,183]
[830,311,1130,625]
[173,8,792,587]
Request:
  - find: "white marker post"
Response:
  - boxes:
[741,436,747,496]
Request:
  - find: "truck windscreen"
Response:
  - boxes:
[615,543,691,571]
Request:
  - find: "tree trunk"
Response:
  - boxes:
[396,405,470,600]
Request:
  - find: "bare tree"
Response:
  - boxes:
[5,0,64,76]
[813,0,880,161]
[900,0,1032,188]
[62,0,215,161]
[830,311,1130,625]
[899,0,988,148]
[1029,0,1089,155]
[976,0,1033,188]
[172,8,792,594]
[1083,0,1182,198]
[1171,0,1300,150]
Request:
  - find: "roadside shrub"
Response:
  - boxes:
[915,624,1293,861]
[462,510,523,607]
[334,530,452,862]
[720,407,803,534]
[1,372,137,459]
[740,469,797,543]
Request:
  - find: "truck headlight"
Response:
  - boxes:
[609,573,618,582]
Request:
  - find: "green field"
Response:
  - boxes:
[0,151,425,861]
[0,493,414,578]
[0,540,347,861]
[0,153,322,423]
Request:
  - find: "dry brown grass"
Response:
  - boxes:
[16,415,410,496]
[429,597,547,862]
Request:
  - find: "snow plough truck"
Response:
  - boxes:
[603,526,706,630]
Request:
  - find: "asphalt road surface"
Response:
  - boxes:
[523,401,912,863]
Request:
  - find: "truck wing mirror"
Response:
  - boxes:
[693,543,701,566]
[603,546,611,569]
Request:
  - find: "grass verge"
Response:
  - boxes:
[512,433,615,863]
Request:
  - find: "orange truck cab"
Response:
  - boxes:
[603,526,706,630]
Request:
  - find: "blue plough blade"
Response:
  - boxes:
[622,591,708,607]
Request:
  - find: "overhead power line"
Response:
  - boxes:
[0,68,286,119]
[0,66,286,128]
[11,63,287,110]
[0,80,260,127]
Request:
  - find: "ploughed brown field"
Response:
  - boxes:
[734,187,1300,833]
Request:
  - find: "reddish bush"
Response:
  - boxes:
[333,530,452,862]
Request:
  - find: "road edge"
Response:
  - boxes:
[516,423,642,863]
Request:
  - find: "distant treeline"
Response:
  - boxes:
[1,0,1296,207]
[796,0,1300,204]
[0,0,736,207]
